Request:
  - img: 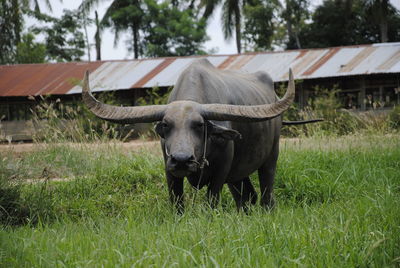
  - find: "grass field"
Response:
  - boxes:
[0,135,399,267]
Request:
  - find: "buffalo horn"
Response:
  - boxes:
[200,69,295,122]
[82,71,167,124]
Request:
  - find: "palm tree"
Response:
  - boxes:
[79,0,144,59]
[201,0,244,54]
[364,0,389,43]
[0,0,59,64]
[22,0,57,13]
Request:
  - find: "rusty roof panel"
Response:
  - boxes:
[376,48,400,71]
[281,49,326,80]
[230,55,256,70]
[143,58,194,88]
[133,58,175,88]
[302,47,340,76]
[217,55,237,69]
[205,56,228,67]
[339,47,377,73]
[1,42,399,97]
[68,59,164,94]
[0,62,102,97]
[241,51,300,80]
[142,56,227,88]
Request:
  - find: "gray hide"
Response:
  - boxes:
[162,59,281,211]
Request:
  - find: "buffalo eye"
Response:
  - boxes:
[155,121,171,138]
[192,121,204,131]
[162,122,171,132]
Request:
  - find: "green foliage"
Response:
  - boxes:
[100,0,209,58]
[31,94,129,143]
[32,10,86,62]
[299,0,400,48]
[0,136,399,266]
[242,0,280,51]
[101,0,144,58]
[282,86,397,137]
[142,0,208,57]
[304,87,357,136]
[136,86,171,106]
[15,33,46,64]
[388,105,400,129]
[0,176,28,226]
[282,0,310,49]
[0,0,23,64]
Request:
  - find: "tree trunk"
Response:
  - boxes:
[235,4,241,54]
[83,12,91,62]
[295,32,301,49]
[380,0,388,43]
[286,0,297,49]
[133,27,139,59]
[95,11,101,61]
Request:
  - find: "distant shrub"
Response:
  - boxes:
[281,86,396,137]
[388,105,400,129]
[32,93,132,143]
[136,86,172,106]
[0,176,29,225]
[136,86,172,139]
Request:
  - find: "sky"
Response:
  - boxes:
[28,0,400,61]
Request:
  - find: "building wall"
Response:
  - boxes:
[0,89,147,141]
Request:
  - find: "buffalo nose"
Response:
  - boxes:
[170,153,195,165]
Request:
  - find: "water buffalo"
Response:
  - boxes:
[82,59,296,212]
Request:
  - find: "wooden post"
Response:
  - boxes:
[360,77,366,110]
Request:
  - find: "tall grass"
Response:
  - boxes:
[281,87,400,137]
[0,89,399,266]
[0,135,399,267]
[31,95,132,143]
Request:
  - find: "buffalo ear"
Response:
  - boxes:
[207,121,242,140]
[154,122,165,138]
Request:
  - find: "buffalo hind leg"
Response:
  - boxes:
[166,172,184,214]
[228,177,257,212]
[258,144,279,209]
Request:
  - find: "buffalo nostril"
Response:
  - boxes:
[171,153,194,164]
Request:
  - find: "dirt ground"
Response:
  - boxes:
[0,139,161,155]
[1,134,397,155]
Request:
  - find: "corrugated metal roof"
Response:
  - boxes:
[0,61,102,97]
[1,42,399,97]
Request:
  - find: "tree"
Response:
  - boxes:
[94,11,101,60]
[32,10,86,62]
[364,0,389,43]
[142,0,208,57]
[282,0,309,49]
[242,0,280,51]
[101,0,144,59]
[299,0,400,48]
[15,33,46,63]
[222,0,243,53]
[80,0,208,59]
[24,0,53,13]
[0,0,23,64]
[200,0,245,53]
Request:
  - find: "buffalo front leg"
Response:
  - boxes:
[166,172,184,213]
[206,184,224,209]
[228,177,258,212]
[206,166,231,209]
